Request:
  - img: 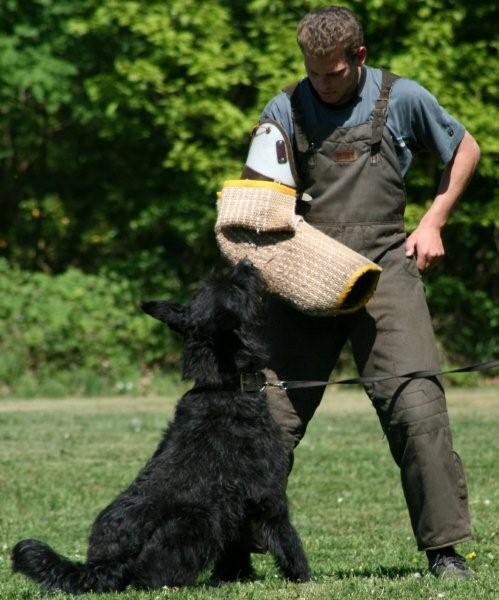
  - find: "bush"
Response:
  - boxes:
[0,259,181,396]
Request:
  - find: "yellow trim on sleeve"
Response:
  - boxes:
[221,179,296,196]
[334,264,383,314]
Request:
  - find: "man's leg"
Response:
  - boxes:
[263,295,348,454]
[349,246,472,556]
[244,296,345,554]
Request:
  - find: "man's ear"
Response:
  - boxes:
[356,45,367,66]
[140,300,187,334]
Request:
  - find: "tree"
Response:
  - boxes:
[0,0,497,366]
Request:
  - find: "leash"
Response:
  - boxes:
[240,359,499,393]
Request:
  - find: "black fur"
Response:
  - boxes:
[12,259,310,593]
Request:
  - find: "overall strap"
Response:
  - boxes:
[283,81,311,154]
[371,69,399,161]
[283,81,314,192]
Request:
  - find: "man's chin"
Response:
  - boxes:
[320,90,352,105]
[319,93,338,103]
[319,91,356,107]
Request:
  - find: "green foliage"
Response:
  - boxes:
[0,0,497,384]
[0,259,180,396]
[425,223,499,362]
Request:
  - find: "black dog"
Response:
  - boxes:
[12,260,310,593]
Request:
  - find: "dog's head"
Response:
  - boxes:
[141,260,268,385]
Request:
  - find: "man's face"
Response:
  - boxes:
[304,45,366,106]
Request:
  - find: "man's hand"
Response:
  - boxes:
[405,224,444,271]
[406,130,480,272]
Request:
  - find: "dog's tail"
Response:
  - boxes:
[12,539,128,594]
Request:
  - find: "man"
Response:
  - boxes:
[255,6,480,578]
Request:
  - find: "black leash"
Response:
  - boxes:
[240,359,499,393]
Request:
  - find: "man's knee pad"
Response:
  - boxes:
[376,381,449,464]
[393,382,448,433]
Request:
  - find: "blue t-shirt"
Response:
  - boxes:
[260,65,465,177]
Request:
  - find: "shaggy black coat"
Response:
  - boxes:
[12,260,310,593]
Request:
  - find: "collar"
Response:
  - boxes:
[240,371,267,393]
[191,374,243,394]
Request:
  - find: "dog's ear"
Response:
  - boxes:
[140,300,187,334]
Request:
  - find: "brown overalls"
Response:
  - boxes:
[264,70,472,551]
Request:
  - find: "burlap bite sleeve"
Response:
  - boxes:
[215,180,382,316]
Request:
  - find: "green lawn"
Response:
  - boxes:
[1,387,498,599]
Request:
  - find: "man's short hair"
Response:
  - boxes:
[297,6,364,61]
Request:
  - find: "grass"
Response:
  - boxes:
[1,386,498,599]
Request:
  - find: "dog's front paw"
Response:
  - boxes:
[209,569,255,587]
[210,557,255,586]
[287,567,312,583]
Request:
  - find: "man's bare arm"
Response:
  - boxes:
[405,130,481,270]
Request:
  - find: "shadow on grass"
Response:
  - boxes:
[333,565,422,579]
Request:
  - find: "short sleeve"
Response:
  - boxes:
[260,92,294,140]
[389,79,465,166]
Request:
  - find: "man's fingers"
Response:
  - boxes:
[418,254,441,271]
[416,256,427,271]
[405,241,416,257]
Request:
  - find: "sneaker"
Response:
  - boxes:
[427,547,475,579]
